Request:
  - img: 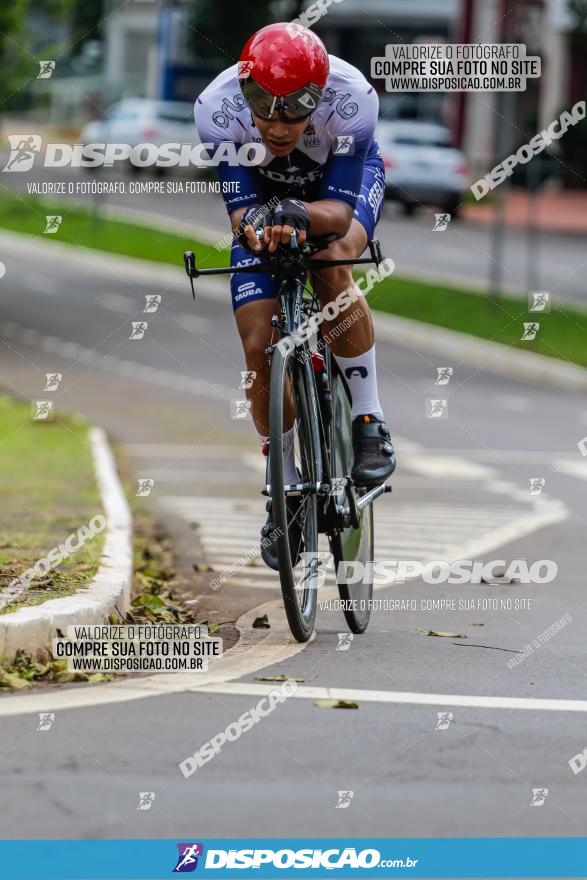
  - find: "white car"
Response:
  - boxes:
[375,120,469,217]
[80,99,198,174]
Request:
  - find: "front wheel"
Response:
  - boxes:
[269,340,321,642]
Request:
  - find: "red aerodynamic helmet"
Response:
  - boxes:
[238,23,329,121]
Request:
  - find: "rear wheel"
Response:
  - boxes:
[328,367,374,633]
[269,341,321,642]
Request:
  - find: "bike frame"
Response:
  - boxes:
[183,233,391,532]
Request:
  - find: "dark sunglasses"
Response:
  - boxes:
[239,77,323,121]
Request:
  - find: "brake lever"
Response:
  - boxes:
[369,238,383,267]
[183,251,196,299]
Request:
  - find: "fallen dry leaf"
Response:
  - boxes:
[417,628,467,638]
[256,675,304,683]
[314,699,358,709]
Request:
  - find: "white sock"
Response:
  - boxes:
[334,344,384,420]
[262,426,298,486]
[281,426,298,484]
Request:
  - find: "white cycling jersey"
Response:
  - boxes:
[194,55,380,212]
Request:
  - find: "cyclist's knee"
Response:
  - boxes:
[241,332,271,373]
[313,258,354,300]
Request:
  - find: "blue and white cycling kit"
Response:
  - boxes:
[195,55,385,311]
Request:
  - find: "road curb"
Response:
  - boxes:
[0,427,133,661]
[2,228,587,393]
[372,309,587,392]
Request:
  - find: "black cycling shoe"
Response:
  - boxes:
[260,497,305,571]
[351,414,396,488]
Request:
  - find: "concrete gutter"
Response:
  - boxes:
[0,427,132,661]
[371,310,587,393]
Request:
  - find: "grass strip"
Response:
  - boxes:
[0,192,584,367]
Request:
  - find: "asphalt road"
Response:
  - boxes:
[0,213,586,844]
[3,162,587,308]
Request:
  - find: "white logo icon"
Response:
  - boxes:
[578,437,587,457]
[144,295,161,313]
[333,135,355,155]
[136,478,154,497]
[37,712,55,731]
[528,291,551,313]
[335,790,354,809]
[2,135,42,172]
[130,321,148,340]
[44,373,62,391]
[298,92,317,110]
[435,712,453,730]
[529,477,545,496]
[44,215,62,234]
[231,399,251,419]
[435,367,453,385]
[137,792,155,811]
[336,632,354,652]
[522,322,539,341]
[37,60,56,79]
[299,551,333,591]
[238,61,254,79]
[239,370,256,390]
[530,787,549,806]
[426,398,448,419]
[433,213,451,231]
[32,400,54,420]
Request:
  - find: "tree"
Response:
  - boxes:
[0,0,104,109]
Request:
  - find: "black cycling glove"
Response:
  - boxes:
[272,198,311,234]
[236,203,273,249]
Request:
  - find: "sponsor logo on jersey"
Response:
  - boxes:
[303,121,320,148]
[235,280,264,301]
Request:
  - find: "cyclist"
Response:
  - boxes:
[195,23,396,569]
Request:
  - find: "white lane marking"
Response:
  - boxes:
[0,322,231,401]
[175,313,213,333]
[496,394,532,413]
[554,460,587,481]
[123,444,258,459]
[400,454,496,480]
[189,683,587,713]
[22,274,59,295]
[161,493,568,592]
[241,452,266,475]
[0,483,570,716]
[402,448,577,464]
[99,292,136,314]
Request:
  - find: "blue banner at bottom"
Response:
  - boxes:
[1,838,587,879]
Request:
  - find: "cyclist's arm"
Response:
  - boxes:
[194,92,261,217]
[234,198,351,242]
[310,83,379,237]
[298,198,353,238]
